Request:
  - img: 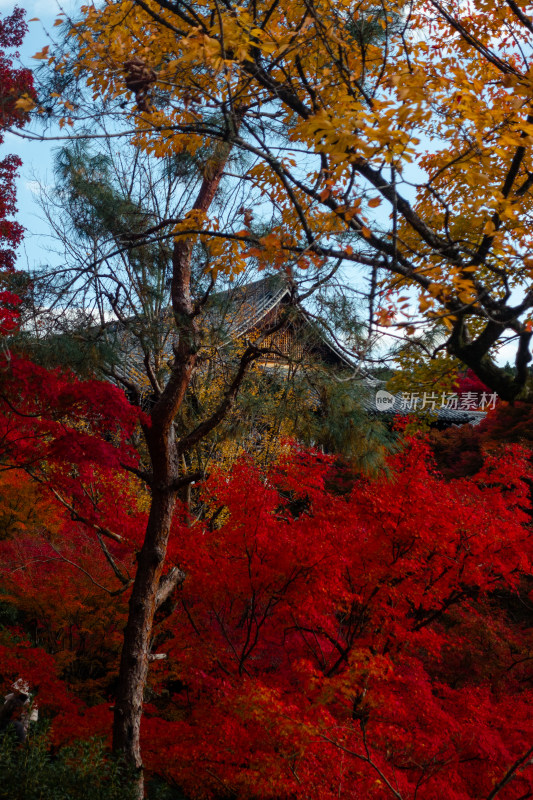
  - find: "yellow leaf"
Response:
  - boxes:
[428,283,443,298]
[458,290,476,304]
[442,315,456,331]
[15,94,35,112]
[368,197,382,208]
[33,45,50,60]
[419,295,432,312]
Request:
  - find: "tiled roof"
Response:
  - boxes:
[209,274,355,366]
[104,276,487,427]
[210,274,291,338]
[104,275,294,394]
[107,274,357,392]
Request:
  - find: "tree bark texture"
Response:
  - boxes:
[111,124,244,796]
[112,485,176,771]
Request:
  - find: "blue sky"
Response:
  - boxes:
[1,0,78,272]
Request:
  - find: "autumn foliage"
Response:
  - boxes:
[36,0,533,400]
[0,7,34,338]
[1,2,533,798]
[0,357,146,745]
[1,432,532,800]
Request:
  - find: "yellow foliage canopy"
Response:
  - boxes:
[42,0,533,399]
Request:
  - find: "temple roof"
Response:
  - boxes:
[207,274,355,367]
[107,274,488,427]
[209,274,291,338]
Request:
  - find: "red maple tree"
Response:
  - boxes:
[0,7,35,337]
[1,436,531,800]
[0,15,531,794]
[0,8,139,751]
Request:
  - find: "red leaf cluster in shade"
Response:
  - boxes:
[0,355,145,462]
[0,354,148,592]
[454,368,491,397]
[0,467,141,744]
[430,396,533,480]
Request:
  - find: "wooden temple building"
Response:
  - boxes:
[110,274,485,428]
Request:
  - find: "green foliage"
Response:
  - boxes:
[54,144,171,297]
[146,777,189,800]
[345,5,402,47]
[55,144,148,244]
[0,730,136,800]
[0,596,20,629]
[387,324,461,422]
[291,374,396,475]
[12,329,119,378]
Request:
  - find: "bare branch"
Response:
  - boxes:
[486,745,533,800]
[156,565,187,607]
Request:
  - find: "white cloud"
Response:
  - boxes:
[25,179,42,194]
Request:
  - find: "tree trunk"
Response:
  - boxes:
[112,494,174,771]
[111,112,244,797]
[114,360,195,787]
